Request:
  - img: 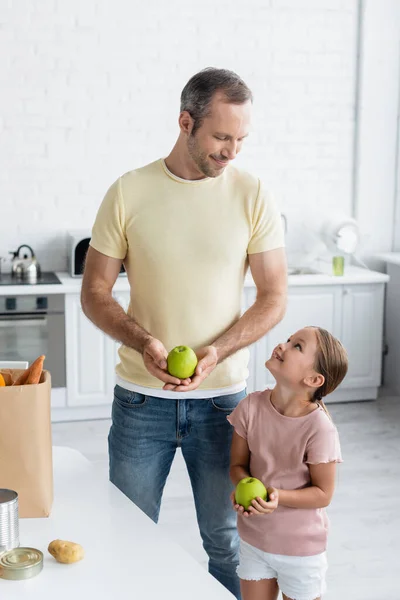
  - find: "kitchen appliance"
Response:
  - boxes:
[67,230,126,277]
[0,294,66,388]
[0,272,61,286]
[9,245,42,282]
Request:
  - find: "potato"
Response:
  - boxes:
[48,539,84,564]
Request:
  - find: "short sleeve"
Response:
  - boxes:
[305,421,343,465]
[247,183,285,254]
[90,178,128,259]
[227,395,250,440]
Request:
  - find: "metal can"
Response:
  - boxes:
[0,548,43,580]
[0,489,19,553]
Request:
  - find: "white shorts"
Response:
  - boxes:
[237,539,328,600]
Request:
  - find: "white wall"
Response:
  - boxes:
[0,0,357,271]
[354,0,400,267]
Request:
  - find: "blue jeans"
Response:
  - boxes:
[108,385,246,599]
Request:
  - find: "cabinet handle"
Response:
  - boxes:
[343,289,349,296]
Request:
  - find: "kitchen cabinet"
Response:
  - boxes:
[244,283,385,402]
[64,281,385,411]
[64,292,131,408]
[1,267,387,421]
[377,255,400,394]
[64,294,116,407]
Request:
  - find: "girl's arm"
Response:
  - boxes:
[229,431,251,485]
[278,462,337,509]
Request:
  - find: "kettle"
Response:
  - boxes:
[9,245,42,282]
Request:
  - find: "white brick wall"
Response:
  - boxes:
[0,0,358,271]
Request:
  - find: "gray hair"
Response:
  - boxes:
[180,67,253,134]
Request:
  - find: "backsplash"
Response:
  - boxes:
[1,1,357,272]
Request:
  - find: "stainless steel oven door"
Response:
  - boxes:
[0,295,66,387]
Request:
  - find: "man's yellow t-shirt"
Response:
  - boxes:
[90,159,285,391]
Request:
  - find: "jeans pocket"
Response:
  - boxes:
[113,385,148,408]
[211,390,247,412]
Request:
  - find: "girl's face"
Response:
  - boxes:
[265,327,323,391]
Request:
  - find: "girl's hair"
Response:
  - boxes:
[308,327,349,418]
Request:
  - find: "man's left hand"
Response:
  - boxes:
[163,345,218,392]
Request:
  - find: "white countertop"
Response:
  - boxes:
[0,265,389,296]
[377,252,400,266]
[7,447,233,599]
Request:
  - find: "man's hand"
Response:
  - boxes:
[143,338,191,387]
[163,345,218,392]
[230,487,279,518]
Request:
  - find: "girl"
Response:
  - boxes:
[228,326,348,600]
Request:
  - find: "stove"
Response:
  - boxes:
[0,272,61,286]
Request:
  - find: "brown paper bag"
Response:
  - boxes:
[0,369,53,517]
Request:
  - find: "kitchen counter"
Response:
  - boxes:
[10,447,233,599]
[377,252,400,266]
[0,265,389,296]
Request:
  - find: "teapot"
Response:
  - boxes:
[9,245,42,282]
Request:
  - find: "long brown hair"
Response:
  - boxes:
[308,327,349,418]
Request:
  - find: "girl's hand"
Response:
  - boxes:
[230,488,279,517]
[247,487,279,517]
[230,491,251,516]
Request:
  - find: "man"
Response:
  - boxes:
[81,67,287,599]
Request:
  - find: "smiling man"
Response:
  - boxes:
[81,67,287,599]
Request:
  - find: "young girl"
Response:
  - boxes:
[228,326,348,600]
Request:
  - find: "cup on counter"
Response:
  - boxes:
[332,256,345,276]
[0,489,19,553]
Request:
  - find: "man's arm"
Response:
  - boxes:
[81,247,185,386]
[213,247,287,361]
[164,247,287,391]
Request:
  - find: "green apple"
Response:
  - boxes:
[235,477,268,510]
[167,346,198,379]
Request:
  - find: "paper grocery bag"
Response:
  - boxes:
[0,369,53,517]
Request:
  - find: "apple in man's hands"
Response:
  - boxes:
[163,345,218,392]
[167,346,198,379]
[142,338,191,387]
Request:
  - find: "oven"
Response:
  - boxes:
[0,294,66,388]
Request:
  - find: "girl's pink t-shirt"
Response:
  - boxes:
[228,389,343,556]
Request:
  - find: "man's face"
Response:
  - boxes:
[186,92,252,178]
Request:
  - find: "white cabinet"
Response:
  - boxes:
[64,292,131,409]
[245,283,385,402]
[63,280,385,414]
[65,294,116,407]
[340,284,384,390]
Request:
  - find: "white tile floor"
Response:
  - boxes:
[52,393,400,599]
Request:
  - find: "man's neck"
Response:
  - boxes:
[164,143,207,181]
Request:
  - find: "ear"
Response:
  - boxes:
[303,372,325,391]
[178,111,194,136]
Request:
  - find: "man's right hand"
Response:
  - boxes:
[142,338,191,387]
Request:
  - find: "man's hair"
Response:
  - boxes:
[180,67,253,134]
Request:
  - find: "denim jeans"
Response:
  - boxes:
[108,385,247,599]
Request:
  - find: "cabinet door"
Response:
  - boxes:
[260,287,343,389]
[65,294,115,406]
[340,284,384,388]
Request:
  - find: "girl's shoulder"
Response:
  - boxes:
[309,405,340,436]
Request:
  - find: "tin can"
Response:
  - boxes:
[0,547,43,580]
[0,489,19,553]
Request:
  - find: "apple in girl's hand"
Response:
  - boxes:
[235,477,268,510]
[167,346,198,379]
